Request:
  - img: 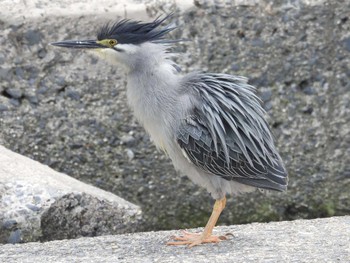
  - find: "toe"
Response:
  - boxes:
[173,236,190,241]
[167,240,191,246]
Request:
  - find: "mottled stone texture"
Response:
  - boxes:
[0,0,349,233]
[40,192,141,242]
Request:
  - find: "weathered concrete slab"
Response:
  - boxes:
[0,145,142,243]
[0,216,349,262]
[1,0,193,23]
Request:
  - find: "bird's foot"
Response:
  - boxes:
[167,230,230,248]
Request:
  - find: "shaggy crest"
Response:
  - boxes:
[97,14,176,44]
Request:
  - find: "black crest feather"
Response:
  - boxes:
[97,14,175,44]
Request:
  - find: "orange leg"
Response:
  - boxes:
[167,196,228,248]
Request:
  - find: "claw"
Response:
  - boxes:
[218,235,227,240]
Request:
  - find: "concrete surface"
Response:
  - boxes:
[1,0,194,23]
[0,145,142,243]
[0,216,349,262]
[1,0,349,232]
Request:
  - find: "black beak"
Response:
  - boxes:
[50,40,104,49]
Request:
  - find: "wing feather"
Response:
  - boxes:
[177,73,288,191]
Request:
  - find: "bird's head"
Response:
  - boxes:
[51,14,176,69]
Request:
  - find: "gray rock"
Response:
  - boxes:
[0,53,5,65]
[259,88,272,102]
[0,146,142,244]
[15,67,25,79]
[24,88,39,104]
[0,216,349,262]
[65,87,81,100]
[342,37,350,52]
[0,67,10,80]
[7,229,22,244]
[9,98,20,107]
[37,48,47,59]
[126,149,135,160]
[24,29,42,46]
[0,104,9,111]
[5,88,22,99]
[120,134,136,145]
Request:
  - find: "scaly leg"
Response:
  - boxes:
[167,196,227,247]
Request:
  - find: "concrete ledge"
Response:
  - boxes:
[0,216,349,262]
[0,146,142,243]
[1,0,194,23]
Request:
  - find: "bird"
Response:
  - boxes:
[51,14,288,247]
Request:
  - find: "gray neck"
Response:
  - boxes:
[125,43,182,148]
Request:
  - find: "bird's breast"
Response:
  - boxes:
[126,83,170,153]
[133,108,170,154]
[126,68,184,154]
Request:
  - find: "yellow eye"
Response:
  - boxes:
[108,39,117,47]
[96,39,118,48]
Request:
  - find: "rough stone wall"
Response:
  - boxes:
[0,0,349,231]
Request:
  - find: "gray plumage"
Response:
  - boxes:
[177,73,287,192]
[51,15,288,201]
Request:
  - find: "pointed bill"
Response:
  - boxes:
[50,40,104,49]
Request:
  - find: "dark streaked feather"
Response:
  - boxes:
[97,14,176,44]
[177,73,288,191]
